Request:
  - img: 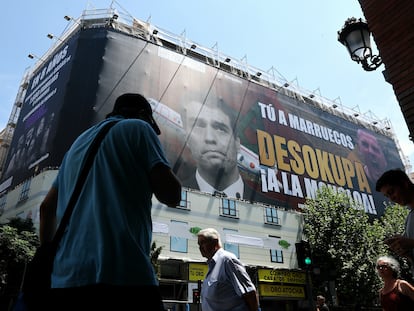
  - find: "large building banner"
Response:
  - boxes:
[0,37,78,190]
[0,29,107,191]
[1,28,403,217]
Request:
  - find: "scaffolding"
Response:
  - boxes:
[0,3,408,180]
[0,69,30,179]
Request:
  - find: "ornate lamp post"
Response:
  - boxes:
[338,17,382,71]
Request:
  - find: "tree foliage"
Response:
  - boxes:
[0,217,38,308]
[371,202,412,281]
[303,186,409,307]
[0,217,39,280]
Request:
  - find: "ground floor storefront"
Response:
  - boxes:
[159,259,313,311]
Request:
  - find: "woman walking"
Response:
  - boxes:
[376,255,414,310]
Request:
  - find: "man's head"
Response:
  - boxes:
[107,93,161,135]
[316,295,326,306]
[182,99,240,186]
[375,168,413,206]
[355,129,387,181]
[197,228,222,260]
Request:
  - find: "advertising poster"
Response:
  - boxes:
[1,29,403,217]
[0,29,107,190]
[91,31,402,216]
[1,39,76,189]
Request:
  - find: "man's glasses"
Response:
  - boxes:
[376,264,388,270]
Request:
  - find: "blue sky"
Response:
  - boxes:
[2,0,413,170]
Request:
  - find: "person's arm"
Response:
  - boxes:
[385,235,414,261]
[39,187,58,245]
[242,290,259,311]
[150,163,182,207]
[398,279,414,300]
[226,257,259,311]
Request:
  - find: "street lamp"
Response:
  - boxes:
[338,17,382,71]
[28,53,46,63]
[47,33,64,43]
[64,15,82,26]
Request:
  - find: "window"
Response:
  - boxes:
[18,179,31,203]
[223,228,239,258]
[178,189,190,209]
[170,220,188,253]
[270,249,284,263]
[264,207,280,225]
[220,198,238,218]
[0,194,6,213]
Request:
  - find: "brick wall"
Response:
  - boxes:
[359,0,414,139]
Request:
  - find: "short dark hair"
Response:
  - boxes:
[182,97,238,136]
[106,93,161,135]
[375,168,411,192]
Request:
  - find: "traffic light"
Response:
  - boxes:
[192,288,201,304]
[295,240,312,269]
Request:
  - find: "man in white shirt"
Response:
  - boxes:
[197,228,258,311]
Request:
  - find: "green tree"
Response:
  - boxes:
[303,186,385,307]
[0,217,38,309]
[371,202,412,281]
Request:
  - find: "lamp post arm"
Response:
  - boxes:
[361,55,383,71]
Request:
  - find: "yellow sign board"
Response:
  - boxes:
[259,284,305,298]
[189,263,208,281]
[258,269,306,284]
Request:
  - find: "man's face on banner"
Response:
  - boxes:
[357,129,387,181]
[184,100,240,175]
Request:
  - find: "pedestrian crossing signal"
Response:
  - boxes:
[193,288,200,304]
[295,240,312,269]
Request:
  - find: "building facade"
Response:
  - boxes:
[0,5,407,310]
[358,0,414,141]
[0,168,306,310]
